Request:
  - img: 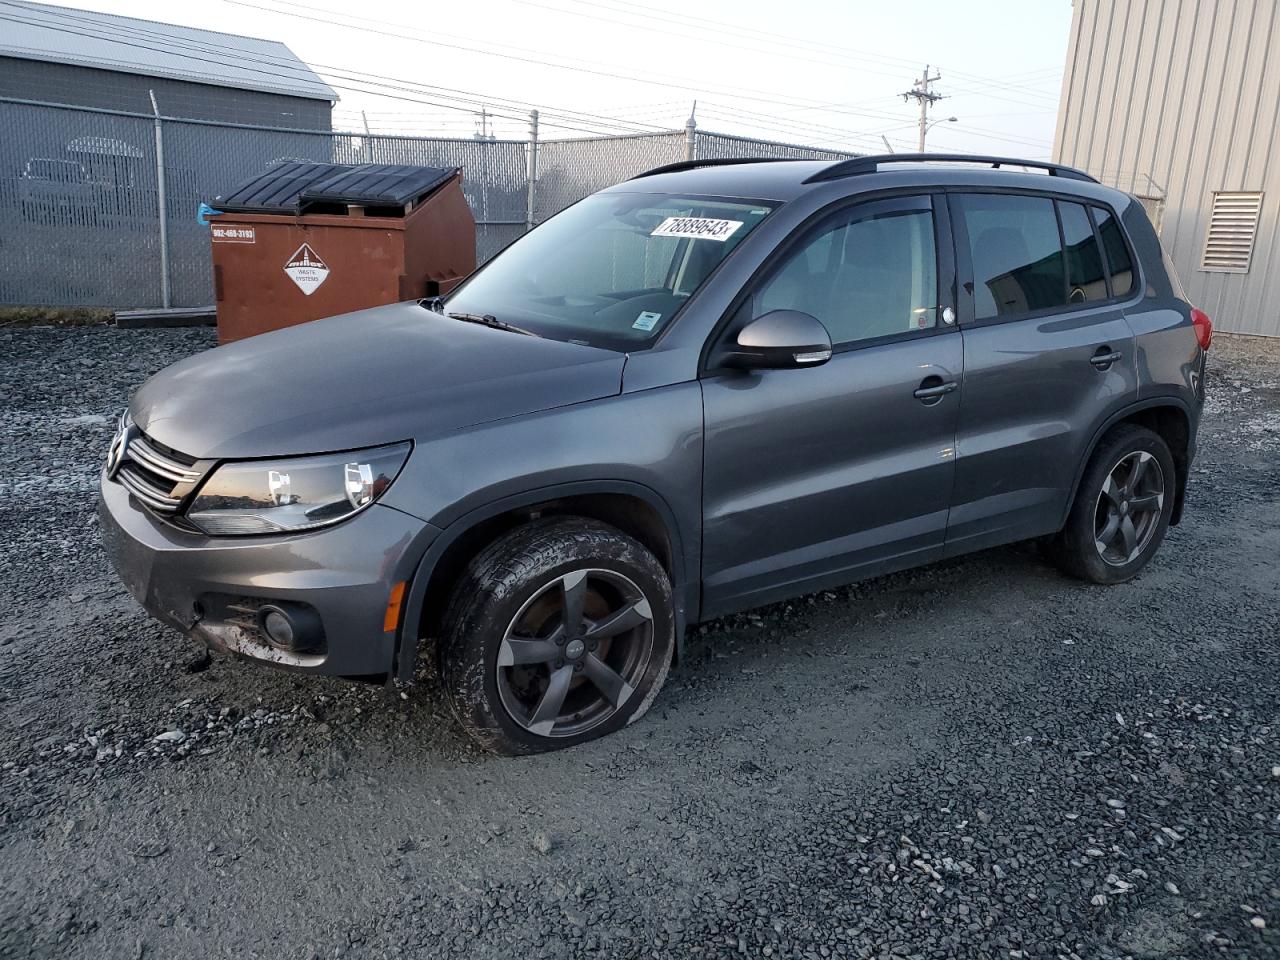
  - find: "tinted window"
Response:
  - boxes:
[956,194,1066,319]
[1091,205,1135,297]
[1059,201,1109,303]
[757,205,937,345]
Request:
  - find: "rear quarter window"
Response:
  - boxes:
[1059,201,1110,304]
[1090,205,1136,298]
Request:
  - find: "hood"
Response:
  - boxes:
[132,301,625,459]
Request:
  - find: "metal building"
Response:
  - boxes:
[1053,0,1279,337]
[0,0,336,129]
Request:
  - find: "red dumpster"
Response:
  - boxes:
[208,162,476,344]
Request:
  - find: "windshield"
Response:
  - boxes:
[444,192,775,349]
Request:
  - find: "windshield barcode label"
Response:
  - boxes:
[651,217,744,242]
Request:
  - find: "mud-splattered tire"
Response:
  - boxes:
[1047,424,1176,585]
[439,518,674,755]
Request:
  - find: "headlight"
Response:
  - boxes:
[185,442,410,536]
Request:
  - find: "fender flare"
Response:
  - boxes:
[393,479,693,683]
[1061,396,1195,530]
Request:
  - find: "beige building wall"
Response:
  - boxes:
[1053,0,1280,336]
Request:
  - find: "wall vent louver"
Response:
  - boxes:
[1201,191,1263,273]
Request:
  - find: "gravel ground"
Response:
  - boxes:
[0,325,1277,960]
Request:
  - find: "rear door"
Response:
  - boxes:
[700,194,962,617]
[945,191,1139,555]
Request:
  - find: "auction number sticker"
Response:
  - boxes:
[650,217,744,242]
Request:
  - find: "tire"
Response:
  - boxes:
[1048,424,1176,584]
[438,517,675,755]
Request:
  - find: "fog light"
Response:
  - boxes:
[256,602,323,653]
[260,607,295,649]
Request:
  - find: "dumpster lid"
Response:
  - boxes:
[213,161,460,215]
[303,164,458,208]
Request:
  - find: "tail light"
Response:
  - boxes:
[1191,308,1213,351]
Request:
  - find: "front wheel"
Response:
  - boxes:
[1048,424,1176,584]
[439,518,674,755]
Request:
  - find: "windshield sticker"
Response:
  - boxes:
[651,217,744,242]
[633,311,661,331]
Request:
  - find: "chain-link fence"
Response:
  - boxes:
[0,99,163,306]
[0,97,857,309]
[534,131,686,222]
[693,130,856,162]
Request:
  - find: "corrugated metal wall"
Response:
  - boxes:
[1053,0,1280,337]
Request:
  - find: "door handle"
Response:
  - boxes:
[1090,348,1122,369]
[913,379,957,404]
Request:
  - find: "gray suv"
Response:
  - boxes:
[100,154,1211,754]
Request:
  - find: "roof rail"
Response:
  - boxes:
[803,154,1099,184]
[629,157,807,180]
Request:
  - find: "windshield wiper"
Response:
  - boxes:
[447,312,540,337]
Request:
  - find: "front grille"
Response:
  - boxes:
[111,427,210,516]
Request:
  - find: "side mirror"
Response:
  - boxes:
[722,310,833,370]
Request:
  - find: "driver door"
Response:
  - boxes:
[699,194,962,617]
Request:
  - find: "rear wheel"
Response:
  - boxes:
[439,518,674,755]
[1049,424,1176,584]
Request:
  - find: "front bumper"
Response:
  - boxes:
[99,472,439,677]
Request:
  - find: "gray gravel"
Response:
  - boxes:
[1,325,1278,960]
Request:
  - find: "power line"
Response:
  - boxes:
[520,0,1057,95]
[508,0,937,85]
[220,0,1063,147]
[0,6,670,138]
[698,103,912,152]
[2,1,1058,154]
[516,0,1069,119]
[948,123,1053,149]
[220,0,925,127]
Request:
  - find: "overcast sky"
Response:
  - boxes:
[38,0,1071,155]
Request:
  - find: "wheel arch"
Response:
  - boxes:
[394,481,693,683]
[1064,399,1193,530]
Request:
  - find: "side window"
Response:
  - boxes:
[756,204,938,346]
[1059,201,1109,303]
[1091,205,1135,297]
[955,193,1066,319]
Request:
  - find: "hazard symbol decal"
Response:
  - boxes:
[284,243,330,296]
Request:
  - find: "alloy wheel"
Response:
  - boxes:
[495,568,654,738]
[1093,450,1165,566]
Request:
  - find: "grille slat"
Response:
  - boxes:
[126,438,201,484]
[117,464,185,512]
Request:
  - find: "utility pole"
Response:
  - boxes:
[148,89,170,309]
[474,106,495,141]
[684,100,698,162]
[902,65,944,152]
[525,110,539,233]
